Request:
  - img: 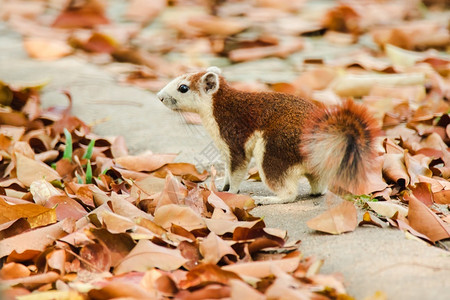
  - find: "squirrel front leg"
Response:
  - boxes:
[222,148,250,194]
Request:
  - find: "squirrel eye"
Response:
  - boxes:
[178,84,189,93]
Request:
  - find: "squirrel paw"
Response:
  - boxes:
[253,195,297,205]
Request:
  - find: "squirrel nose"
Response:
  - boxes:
[156,92,164,102]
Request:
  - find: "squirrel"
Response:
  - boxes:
[157,66,380,205]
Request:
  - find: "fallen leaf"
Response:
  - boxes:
[408,196,450,242]
[306,199,357,235]
[199,232,237,264]
[0,218,74,258]
[368,201,408,219]
[222,252,301,278]
[23,38,72,60]
[382,153,409,187]
[115,151,176,172]
[331,73,425,97]
[0,197,56,228]
[179,264,241,289]
[153,204,206,231]
[15,153,61,187]
[0,262,30,280]
[115,239,188,274]
[358,211,383,228]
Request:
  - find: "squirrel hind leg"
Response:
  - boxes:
[254,166,303,205]
[305,173,328,196]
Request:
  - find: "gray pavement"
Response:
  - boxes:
[1,21,450,300]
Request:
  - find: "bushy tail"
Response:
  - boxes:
[301,99,380,194]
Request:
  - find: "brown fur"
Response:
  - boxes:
[212,79,316,187]
[211,77,379,194]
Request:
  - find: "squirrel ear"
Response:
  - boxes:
[201,72,220,94]
[206,66,222,75]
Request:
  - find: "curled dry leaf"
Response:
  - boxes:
[306,200,357,235]
[222,252,301,278]
[331,73,425,97]
[0,262,31,280]
[0,197,56,228]
[30,179,63,206]
[114,151,176,172]
[0,218,74,258]
[367,201,408,219]
[199,232,237,264]
[115,239,188,274]
[15,153,61,186]
[153,204,206,231]
[152,162,208,182]
[382,153,409,187]
[408,196,450,243]
[358,211,383,228]
[23,38,72,60]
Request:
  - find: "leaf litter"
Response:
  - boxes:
[1,0,450,298]
[0,80,347,298]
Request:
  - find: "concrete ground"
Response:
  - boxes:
[1,21,450,300]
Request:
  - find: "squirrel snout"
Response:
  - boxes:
[156,91,164,102]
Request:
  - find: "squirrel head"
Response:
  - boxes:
[157,66,222,113]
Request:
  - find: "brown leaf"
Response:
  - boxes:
[153,204,206,231]
[52,0,110,28]
[0,271,60,289]
[23,38,72,60]
[410,182,434,207]
[408,195,450,242]
[188,15,246,36]
[0,262,30,280]
[179,264,241,289]
[0,218,74,258]
[229,38,304,62]
[153,163,208,182]
[382,153,409,187]
[404,153,432,186]
[125,0,166,23]
[222,252,301,278]
[0,197,56,228]
[358,211,383,228]
[45,195,88,221]
[368,201,408,219]
[204,218,260,236]
[15,153,61,187]
[215,192,256,210]
[115,239,188,274]
[372,21,450,50]
[88,281,152,300]
[199,232,237,264]
[230,279,265,299]
[306,199,357,235]
[434,190,450,205]
[80,242,111,273]
[115,151,176,172]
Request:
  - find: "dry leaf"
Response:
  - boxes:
[408,196,450,242]
[306,199,357,235]
[115,151,176,172]
[23,38,72,60]
[15,153,61,187]
[115,239,188,274]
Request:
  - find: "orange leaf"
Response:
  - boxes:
[408,196,450,243]
[307,199,357,234]
[115,239,188,274]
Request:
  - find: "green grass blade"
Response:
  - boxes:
[63,128,73,162]
[83,139,95,160]
[85,160,92,184]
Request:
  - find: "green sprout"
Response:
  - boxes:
[85,160,93,184]
[83,139,95,160]
[63,128,73,162]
